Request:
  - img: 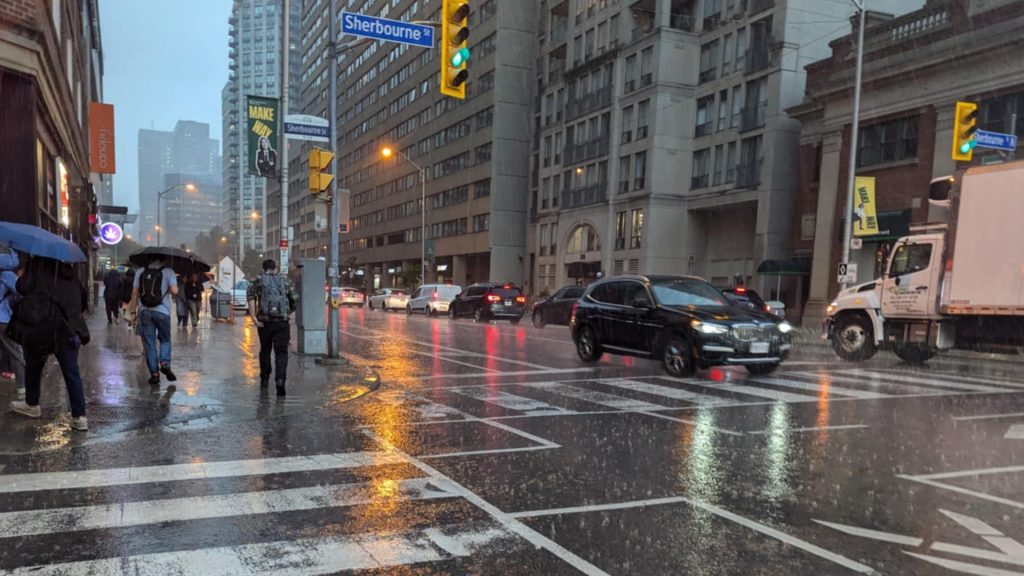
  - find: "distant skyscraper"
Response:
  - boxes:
[137,120,220,245]
[222,0,303,262]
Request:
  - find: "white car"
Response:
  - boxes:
[337,287,365,307]
[368,288,409,311]
[407,284,462,316]
[231,280,249,309]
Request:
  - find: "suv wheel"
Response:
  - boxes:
[448,306,457,320]
[532,311,546,329]
[474,308,487,323]
[428,306,437,317]
[575,325,603,363]
[662,334,695,378]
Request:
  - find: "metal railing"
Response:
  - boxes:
[699,68,716,84]
[564,135,610,164]
[739,102,767,132]
[744,44,772,74]
[695,121,714,138]
[748,0,774,16]
[565,85,612,121]
[562,183,608,209]
[640,72,652,87]
[690,174,709,190]
[669,14,695,32]
[736,162,761,188]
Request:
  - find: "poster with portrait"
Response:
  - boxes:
[246,95,279,178]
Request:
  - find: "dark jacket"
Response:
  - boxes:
[103,270,123,302]
[17,262,89,344]
[184,279,203,302]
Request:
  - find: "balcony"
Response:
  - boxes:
[549,64,564,84]
[690,174,709,190]
[565,135,611,164]
[669,14,695,32]
[565,85,612,121]
[736,162,762,188]
[748,0,774,16]
[639,72,652,88]
[624,79,636,93]
[744,45,772,74]
[636,124,649,139]
[699,68,716,84]
[621,129,632,144]
[562,183,607,209]
[694,121,714,138]
[618,180,630,194]
[740,102,767,132]
[632,26,655,42]
[702,13,720,31]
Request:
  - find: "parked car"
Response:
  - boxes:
[531,285,585,328]
[231,280,249,309]
[367,288,409,311]
[720,286,786,319]
[407,284,462,316]
[571,275,793,377]
[449,283,527,324]
[337,286,365,307]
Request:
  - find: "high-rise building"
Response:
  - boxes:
[137,121,219,245]
[222,0,303,265]
[162,172,224,249]
[333,0,534,289]
[527,0,916,297]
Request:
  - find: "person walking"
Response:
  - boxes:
[247,259,297,396]
[184,273,203,328]
[126,256,178,386]
[8,258,90,431]
[174,275,188,329]
[102,268,123,325]
[0,249,25,399]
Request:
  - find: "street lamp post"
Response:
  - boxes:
[840,0,866,290]
[156,181,195,246]
[381,146,427,284]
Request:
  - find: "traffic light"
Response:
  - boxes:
[308,147,334,194]
[440,0,471,99]
[951,101,979,162]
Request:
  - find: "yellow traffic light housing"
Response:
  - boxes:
[308,147,334,194]
[951,101,979,162]
[440,0,471,99]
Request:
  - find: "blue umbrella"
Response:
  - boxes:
[0,221,87,263]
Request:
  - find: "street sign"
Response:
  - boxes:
[284,114,329,143]
[99,222,123,246]
[279,239,288,248]
[975,129,1018,152]
[338,189,351,233]
[851,238,863,250]
[340,12,435,48]
[838,262,858,284]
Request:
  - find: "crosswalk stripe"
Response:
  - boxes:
[7,524,513,575]
[0,477,453,538]
[836,370,1012,393]
[789,372,947,396]
[599,379,738,406]
[522,382,667,410]
[750,377,890,399]
[0,451,403,494]
[661,378,820,403]
[451,387,576,414]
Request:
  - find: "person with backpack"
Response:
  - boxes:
[0,248,25,399]
[7,257,90,432]
[247,259,297,395]
[126,256,178,386]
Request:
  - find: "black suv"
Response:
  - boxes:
[531,285,585,328]
[449,283,527,324]
[570,275,793,376]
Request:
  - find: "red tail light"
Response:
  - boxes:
[486,294,501,302]
[432,291,439,300]
[515,296,526,303]
[735,287,747,293]
[765,305,772,312]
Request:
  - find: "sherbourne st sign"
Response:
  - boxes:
[340,11,434,49]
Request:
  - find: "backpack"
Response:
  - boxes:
[258,273,290,320]
[5,290,68,355]
[139,267,165,308]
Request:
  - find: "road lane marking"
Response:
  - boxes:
[954,412,1024,421]
[508,496,688,518]
[812,520,923,546]
[0,452,403,494]
[341,326,559,370]
[400,391,560,449]
[522,382,667,410]
[751,377,891,399]
[929,542,1024,567]
[896,476,1024,510]
[407,349,501,372]
[903,464,1024,481]
[363,429,614,576]
[450,387,576,415]
[6,523,514,576]
[408,368,598,381]
[939,508,1024,559]
[789,372,947,396]
[747,424,868,435]
[420,445,559,459]
[904,552,1024,576]
[662,378,821,403]
[637,411,746,436]
[836,370,1014,393]
[599,379,739,406]
[0,478,453,538]
[1007,424,1024,440]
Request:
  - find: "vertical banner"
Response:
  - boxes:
[853,176,879,237]
[89,102,116,173]
[246,95,280,177]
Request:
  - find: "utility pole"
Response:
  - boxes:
[840,0,866,290]
[327,0,340,358]
[280,0,291,273]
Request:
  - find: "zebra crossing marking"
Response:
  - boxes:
[450,387,576,415]
[598,379,740,406]
[835,370,1015,393]
[750,377,891,399]
[661,378,821,403]
[521,382,667,411]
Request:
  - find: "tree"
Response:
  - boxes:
[397,263,421,288]
[193,226,229,266]
[241,248,265,279]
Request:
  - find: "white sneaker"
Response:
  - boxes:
[10,400,41,419]
[69,416,88,432]
[16,386,25,400]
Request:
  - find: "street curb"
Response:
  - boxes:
[791,327,1024,366]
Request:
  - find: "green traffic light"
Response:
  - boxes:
[451,47,470,67]
[959,140,976,154]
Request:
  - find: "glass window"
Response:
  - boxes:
[858,116,918,167]
[890,243,932,276]
[630,209,644,249]
[633,151,646,190]
[615,211,627,250]
[651,278,728,307]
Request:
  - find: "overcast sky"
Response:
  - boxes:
[100,0,231,212]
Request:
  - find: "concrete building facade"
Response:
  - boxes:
[162,172,224,250]
[789,0,1024,326]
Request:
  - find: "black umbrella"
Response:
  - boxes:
[129,246,211,275]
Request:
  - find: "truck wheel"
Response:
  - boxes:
[833,314,877,361]
[893,344,935,365]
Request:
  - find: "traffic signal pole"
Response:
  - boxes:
[280,0,291,273]
[840,0,865,291]
[327,0,341,359]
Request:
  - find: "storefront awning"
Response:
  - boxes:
[756,258,810,276]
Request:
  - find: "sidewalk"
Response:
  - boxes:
[0,311,375,455]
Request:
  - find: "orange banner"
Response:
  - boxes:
[89,102,116,174]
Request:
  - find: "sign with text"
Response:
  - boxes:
[975,129,1018,152]
[284,114,330,142]
[838,262,858,284]
[340,11,435,48]
[853,176,879,237]
[89,102,116,174]
[246,95,280,178]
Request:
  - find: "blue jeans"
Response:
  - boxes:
[139,309,172,374]
[25,333,86,418]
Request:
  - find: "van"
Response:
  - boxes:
[407,284,463,316]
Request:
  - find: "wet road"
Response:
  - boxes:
[2,307,1024,575]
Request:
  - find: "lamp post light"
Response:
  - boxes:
[156,181,196,246]
[381,146,427,284]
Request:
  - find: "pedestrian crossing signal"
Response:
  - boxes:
[951,101,978,162]
[440,0,470,99]
[308,147,334,194]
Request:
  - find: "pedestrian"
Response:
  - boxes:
[184,273,203,328]
[102,268,123,325]
[126,256,178,386]
[120,267,133,319]
[7,257,90,432]
[0,248,25,399]
[247,259,297,395]
[174,274,189,329]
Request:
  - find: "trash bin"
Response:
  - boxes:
[210,290,232,320]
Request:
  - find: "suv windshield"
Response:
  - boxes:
[651,279,728,307]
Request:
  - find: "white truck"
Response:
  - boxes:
[826,160,1024,363]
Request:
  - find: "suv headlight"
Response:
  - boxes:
[691,320,729,334]
[778,321,793,334]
